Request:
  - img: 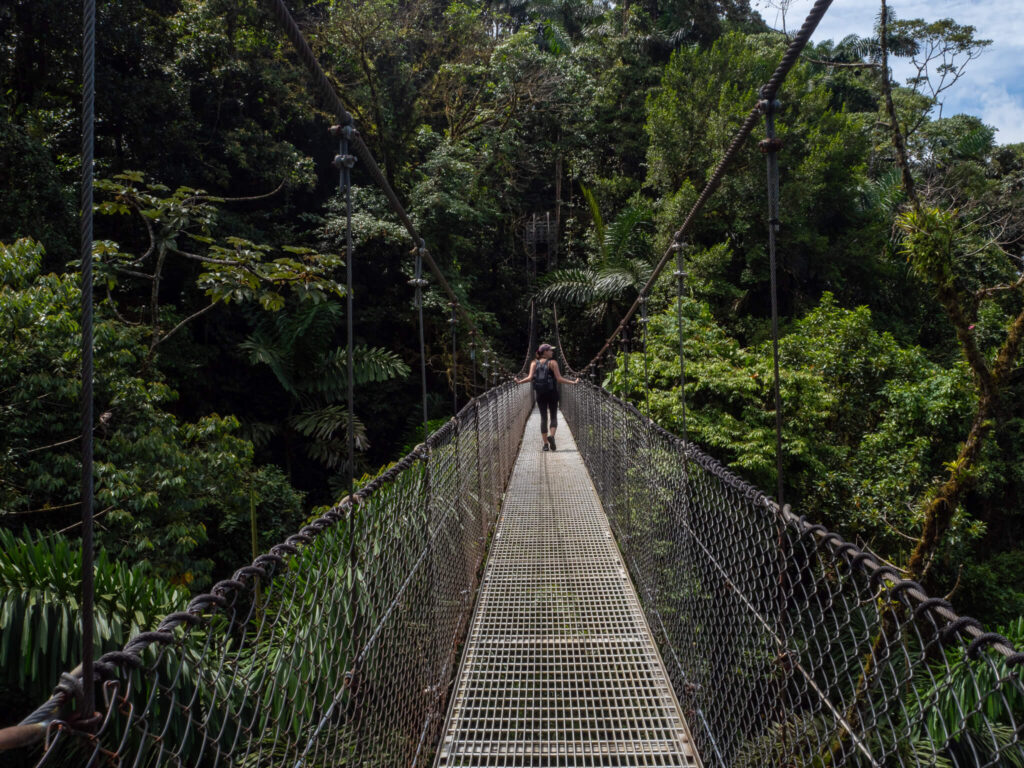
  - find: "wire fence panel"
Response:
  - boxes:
[12,383,531,768]
[561,382,1024,768]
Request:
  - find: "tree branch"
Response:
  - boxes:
[152,302,219,349]
[975,274,1024,302]
[169,247,244,266]
[197,179,286,205]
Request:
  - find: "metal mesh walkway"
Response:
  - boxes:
[436,411,701,766]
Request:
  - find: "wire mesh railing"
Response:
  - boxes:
[560,381,1024,768]
[8,382,531,768]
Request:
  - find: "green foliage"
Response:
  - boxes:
[241,301,410,475]
[0,527,186,703]
[536,189,655,326]
[94,174,345,320]
[914,617,1024,765]
[611,293,974,561]
[645,30,882,323]
[0,109,75,262]
[898,206,958,286]
[0,238,304,584]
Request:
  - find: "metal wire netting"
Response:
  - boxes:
[560,381,1024,768]
[17,383,531,768]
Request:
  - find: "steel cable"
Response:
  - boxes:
[79,0,97,721]
[763,96,785,507]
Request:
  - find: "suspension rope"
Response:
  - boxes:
[674,246,689,442]
[552,304,575,375]
[621,329,630,400]
[412,244,430,442]
[519,299,537,379]
[470,336,477,394]
[579,0,835,374]
[79,0,97,721]
[337,126,359,636]
[335,127,357,504]
[450,302,458,414]
[761,95,785,506]
[640,296,650,417]
[261,0,511,376]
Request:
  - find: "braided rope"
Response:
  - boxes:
[577,379,1024,664]
[581,0,836,373]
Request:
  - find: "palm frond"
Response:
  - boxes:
[535,268,599,306]
[288,404,367,448]
[239,334,298,395]
[306,345,410,399]
[594,268,638,299]
[352,345,411,385]
[602,203,653,267]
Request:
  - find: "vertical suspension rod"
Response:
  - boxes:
[450,303,458,414]
[79,0,97,720]
[674,247,689,442]
[334,127,357,505]
[413,244,429,442]
[640,297,650,417]
[761,94,785,507]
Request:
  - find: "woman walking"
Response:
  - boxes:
[515,343,579,451]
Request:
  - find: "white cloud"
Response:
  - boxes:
[773,0,1024,144]
[976,86,1024,143]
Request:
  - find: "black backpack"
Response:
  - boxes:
[533,360,556,394]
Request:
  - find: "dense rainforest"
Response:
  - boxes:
[2,0,1022,728]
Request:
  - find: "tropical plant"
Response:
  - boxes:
[93,173,346,362]
[0,238,305,584]
[240,301,410,476]
[0,527,186,707]
[535,186,655,327]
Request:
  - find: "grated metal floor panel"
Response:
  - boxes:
[436,411,701,767]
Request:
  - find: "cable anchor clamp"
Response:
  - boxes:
[332,154,357,169]
[758,137,783,154]
[408,278,429,289]
[757,90,781,111]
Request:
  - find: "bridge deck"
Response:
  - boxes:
[436,411,700,766]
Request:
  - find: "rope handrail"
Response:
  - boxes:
[580,0,835,374]
[559,380,1024,766]
[1,382,534,761]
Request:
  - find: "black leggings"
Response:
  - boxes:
[536,392,559,434]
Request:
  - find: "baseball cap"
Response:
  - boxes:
[537,343,556,354]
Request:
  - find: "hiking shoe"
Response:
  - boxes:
[549,437,556,451]
[542,443,549,452]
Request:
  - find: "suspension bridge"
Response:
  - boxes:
[2,0,1023,765]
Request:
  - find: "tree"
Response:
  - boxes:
[608,293,973,563]
[240,301,410,490]
[0,238,305,585]
[93,172,346,365]
[535,187,656,329]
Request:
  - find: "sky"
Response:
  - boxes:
[761,0,1024,144]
